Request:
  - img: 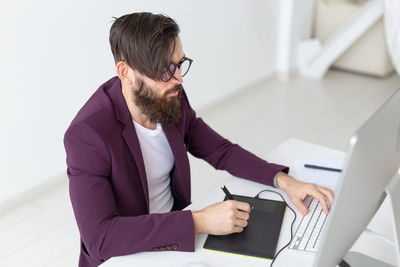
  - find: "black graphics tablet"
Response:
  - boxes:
[203,194,286,260]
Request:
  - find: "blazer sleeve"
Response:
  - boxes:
[64,122,195,262]
[181,92,289,186]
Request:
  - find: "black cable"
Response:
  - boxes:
[254,189,297,267]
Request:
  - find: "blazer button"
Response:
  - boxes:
[172,244,178,250]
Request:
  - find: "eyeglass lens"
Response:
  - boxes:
[178,60,190,77]
[162,58,192,82]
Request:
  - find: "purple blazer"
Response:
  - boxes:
[64,76,289,267]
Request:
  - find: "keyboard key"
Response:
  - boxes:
[289,198,328,253]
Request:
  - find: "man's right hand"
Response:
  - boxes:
[191,200,251,235]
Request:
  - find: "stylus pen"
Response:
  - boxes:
[304,164,342,173]
[220,185,254,211]
[221,185,233,200]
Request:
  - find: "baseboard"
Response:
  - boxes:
[276,70,299,81]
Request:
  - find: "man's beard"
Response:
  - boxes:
[133,79,183,125]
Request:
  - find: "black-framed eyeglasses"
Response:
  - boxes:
[161,56,193,82]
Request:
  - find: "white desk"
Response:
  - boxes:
[101,138,397,267]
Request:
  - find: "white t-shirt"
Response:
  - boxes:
[133,120,175,213]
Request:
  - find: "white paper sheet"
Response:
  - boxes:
[294,158,345,188]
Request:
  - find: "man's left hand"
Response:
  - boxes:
[276,172,334,216]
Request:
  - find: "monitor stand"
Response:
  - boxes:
[339,173,400,267]
[341,252,394,267]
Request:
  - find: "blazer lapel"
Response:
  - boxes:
[121,126,149,212]
[163,123,191,206]
[106,77,150,212]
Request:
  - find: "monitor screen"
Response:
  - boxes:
[314,88,400,267]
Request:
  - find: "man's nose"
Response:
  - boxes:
[173,68,183,84]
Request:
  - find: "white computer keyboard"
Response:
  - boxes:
[289,196,328,252]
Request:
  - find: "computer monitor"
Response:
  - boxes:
[313,88,400,267]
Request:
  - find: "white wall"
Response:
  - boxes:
[0,0,280,203]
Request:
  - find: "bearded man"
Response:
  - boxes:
[64,12,333,267]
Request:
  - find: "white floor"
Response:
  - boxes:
[1,70,399,267]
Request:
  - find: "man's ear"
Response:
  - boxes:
[116,61,135,85]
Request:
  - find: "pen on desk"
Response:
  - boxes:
[304,164,342,173]
[220,185,254,211]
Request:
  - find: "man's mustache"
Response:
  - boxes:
[164,84,183,97]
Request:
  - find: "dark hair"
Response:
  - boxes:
[109,12,180,81]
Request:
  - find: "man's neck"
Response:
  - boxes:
[121,85,157,130]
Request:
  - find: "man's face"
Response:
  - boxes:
[132,38,185,124]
